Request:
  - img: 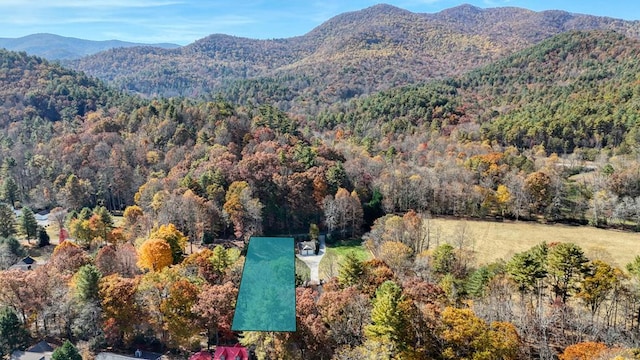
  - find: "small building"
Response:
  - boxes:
[11,340,54,360]
[9,256,40,271]
[298,241,316,256]
[213,345,249,360]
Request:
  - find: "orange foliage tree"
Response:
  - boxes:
[149,224,187,264]
[137,238,173,272]
[559,342,608,360]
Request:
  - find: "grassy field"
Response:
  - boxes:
[319,239,372,279]
[428,218,640,268]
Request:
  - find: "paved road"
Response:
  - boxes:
[296,235,326,283]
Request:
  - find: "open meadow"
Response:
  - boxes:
[429,218,640,268]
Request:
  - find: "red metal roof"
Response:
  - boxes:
[212,345,248,360]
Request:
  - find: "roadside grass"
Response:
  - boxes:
[319,238,372,280]
[428,218,640,268]
[295,257,311,283]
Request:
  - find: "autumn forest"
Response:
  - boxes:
[3,4,640,360]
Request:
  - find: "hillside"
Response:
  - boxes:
[0,49,131,126]
[0,33,179,60]
[69,4,640,108]
[316,30,640,154]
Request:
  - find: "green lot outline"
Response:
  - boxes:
[232,237,296,332]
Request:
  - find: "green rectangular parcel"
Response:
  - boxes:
[232,237,296,332]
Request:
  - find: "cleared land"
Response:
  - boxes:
[319,239,371,280]
[430,218,640,268]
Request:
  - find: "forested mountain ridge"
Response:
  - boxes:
[316,30,640,154]
[69,4,640,108]
[0,33,179,60]
[0,49,136,126]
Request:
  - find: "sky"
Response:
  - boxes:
[0,0,638,45]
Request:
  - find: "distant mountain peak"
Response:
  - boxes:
[365,3,408,13]
[0,33,179,60]
[447,3,483,12]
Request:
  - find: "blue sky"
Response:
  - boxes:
[0,0,638,45]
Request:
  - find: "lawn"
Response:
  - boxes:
[428,218,640,268]
[319,238,372,280]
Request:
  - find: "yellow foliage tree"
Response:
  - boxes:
[123,205,145,241]
[137,238,173,272]
[149,224,187,264]
[378,241,413,273]
[440,307,519,360]
[160,278,200,347]
[495,184,511,217]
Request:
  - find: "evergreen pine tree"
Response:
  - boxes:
[364,280,407,350]
[0,307,30,358]
[51,340,82,360]
[37,225,50,247]
[466,267,492,298]
[74,264,102,302]
[19,207,38,243]
[338,251,364,287]
[1,177,19,208]
[0,203,16,238]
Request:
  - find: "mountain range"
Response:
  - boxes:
[3,3,640,114]
[58,3,640,109]
[0,33,179,60]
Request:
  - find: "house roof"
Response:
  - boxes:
[213,345,248,360]
[10,351,51,360]
[27,341,54,353]
[8,256,40,271]
[299,241,316,250]
[21,256,36,265]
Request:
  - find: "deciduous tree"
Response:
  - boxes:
[524,171,552,215]
[161,278,200,347]
[318,286,370,347]
[223,181,263,241]
[193,282,238,347]
[377,241,412,274]
[50,241,89,275]
[99,274,139,345]
[559,341,608,360]
[577,260,618,316]
[149,223,187,264]
[137,238,173,272]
